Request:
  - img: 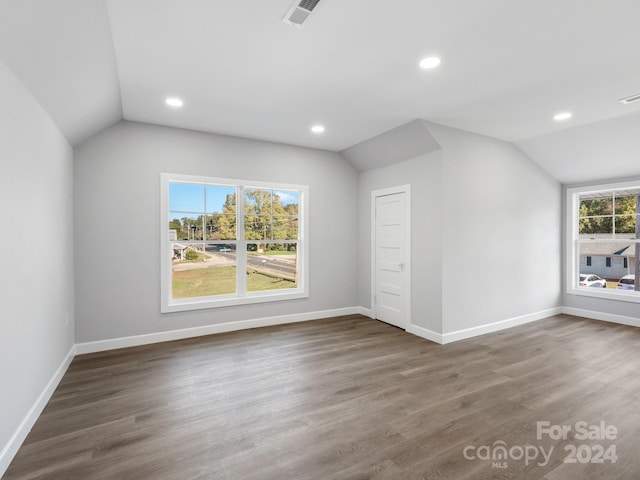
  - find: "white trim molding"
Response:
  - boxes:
[561,306,640,329]
[357,306,375,319]
[441,308,563,344]
[0,345,75,476]
[160,173,310,313]
[79,304,638,355]
[406,308,563,345]
[406,324,444,344]
[565,180,640,305]
[76,307,360,354]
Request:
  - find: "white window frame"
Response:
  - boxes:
[566,180,640,303]
[161,173,309,313]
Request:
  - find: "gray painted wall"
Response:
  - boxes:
[358,151,444,333]
[356,121,562,336]
[0,61,74,455]
[428,122,563,333]
[74,121,359,342]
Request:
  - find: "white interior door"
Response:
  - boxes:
[373,189,409,329]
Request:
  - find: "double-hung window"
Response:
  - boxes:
[161,173,308,312]
[566,180,640,301]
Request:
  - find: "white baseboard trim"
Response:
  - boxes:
[76,307,361,355]
[357,307,374,319]
[405,308,562,345]
[0,344,75,477]
[441,307,563,344]
[561,307,640,328]
[406,324,444,344]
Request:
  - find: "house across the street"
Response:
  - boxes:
[579,234,637,279]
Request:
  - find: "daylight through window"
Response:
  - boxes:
[567,182,640,301]
[161,174,308,312]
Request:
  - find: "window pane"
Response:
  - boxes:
[206,185,236,214]
[614,194,637,215]
[275,190,299,215]
[169,213,204,240]
[246,243,298,292]
[579,216,613,235]
[171,243,236,298]
[169,183,204,212]
[245,188,272,215]
[168,216,183,241]
[579,194,614,235]
[206,214,236,240]
[615,215,637,234]
[579,196,612,217]
[163,177,307,313]
[244,215,272,240]
[272,216,298,240]
[579,240,639,283]
[572,186,640,299]
[580,241,614,262]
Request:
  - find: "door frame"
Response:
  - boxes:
[371,184,412,330]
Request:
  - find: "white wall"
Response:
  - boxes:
[74,121,359,343]
[0,61,74,469]
[427,122,562,333]
[358,151,443,333]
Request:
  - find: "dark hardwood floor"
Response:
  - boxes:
[4,314,640,479]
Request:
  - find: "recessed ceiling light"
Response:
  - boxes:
[166,97,184,108]
[311,124,325,134]
[419,56,441,69]
[553,112,572,121]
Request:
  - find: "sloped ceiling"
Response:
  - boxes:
[517,111,640,185]
[1,0,640,183]
[342,120,440,172]
[0,0,122,145]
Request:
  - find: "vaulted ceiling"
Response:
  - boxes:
[1,0,640,183]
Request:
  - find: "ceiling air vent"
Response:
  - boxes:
[620,94,640,105]
[283,0,322,27]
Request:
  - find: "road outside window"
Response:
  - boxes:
[161,173,308,312]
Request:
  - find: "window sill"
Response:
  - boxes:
[162,289,308,313]
[567,287,640,304]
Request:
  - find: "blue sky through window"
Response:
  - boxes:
[169,183,236,214]
[274,190,299,206]
[169,183,299,222]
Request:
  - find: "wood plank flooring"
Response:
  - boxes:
[4,314,640,479]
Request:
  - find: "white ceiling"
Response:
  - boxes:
[0,0,122,145]
[517,112,640,185]
[2,0,640,182]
